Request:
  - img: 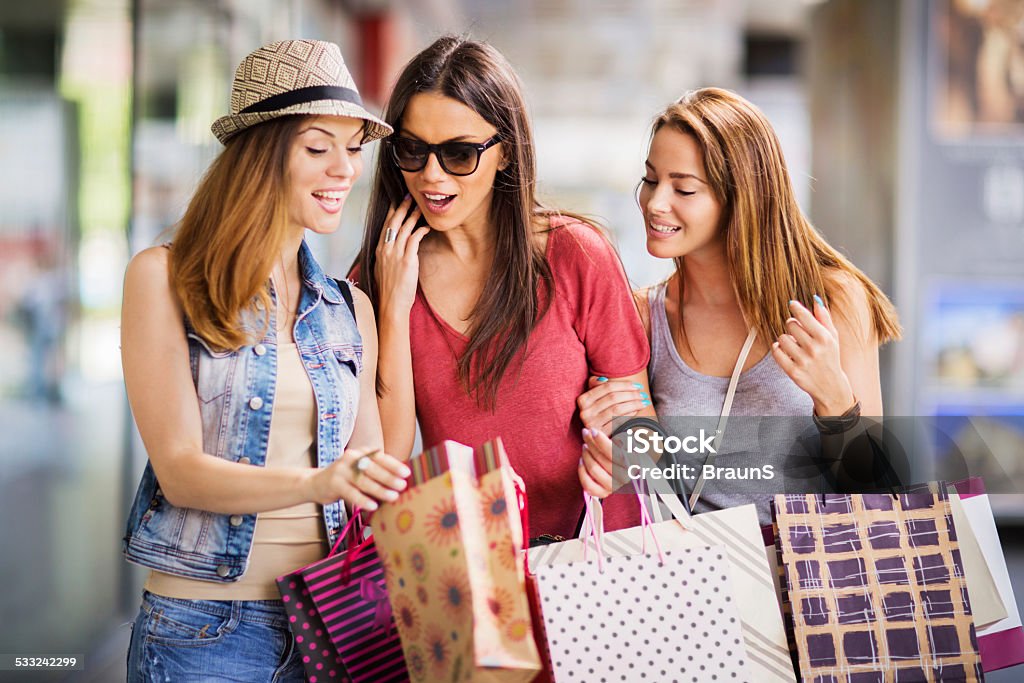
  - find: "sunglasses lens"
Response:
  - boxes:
[439,144,478,175]
[392,139,428,171]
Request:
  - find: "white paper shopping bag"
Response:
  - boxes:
[531,499,795,683]
[959,488,1024,672]
[533,545,751,682]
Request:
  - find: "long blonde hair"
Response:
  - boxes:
[170,116,306,350]
[654,88,901,345]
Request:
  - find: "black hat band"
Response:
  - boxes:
[239,85,364,114]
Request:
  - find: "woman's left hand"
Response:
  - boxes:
[771,297,857,416]
[579,427,615,498]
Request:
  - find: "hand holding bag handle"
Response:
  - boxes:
[610,417,687,525]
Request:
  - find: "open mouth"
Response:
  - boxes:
[422,192,456,212]
[649,222,681,234]
[312,189,346,212]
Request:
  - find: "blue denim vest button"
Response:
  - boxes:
[229,515,243,526]
[215,564,230,578]
[238,456,251,465]
[248,396,264,410]
[253,343,267,356]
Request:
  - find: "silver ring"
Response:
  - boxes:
[383,227,396,243]
[355,455,373,472]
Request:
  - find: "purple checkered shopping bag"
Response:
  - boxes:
[773,492,984,682]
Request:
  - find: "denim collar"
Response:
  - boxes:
[298,239,343,305]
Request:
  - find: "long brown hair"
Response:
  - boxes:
[358,36,562,410]
[653,88,901,346]
[169,116,306,350]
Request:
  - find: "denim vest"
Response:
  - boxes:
[123,241,361,582]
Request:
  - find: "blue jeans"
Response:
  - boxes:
[127,591,305,682]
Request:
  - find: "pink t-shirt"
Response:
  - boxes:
[407,217,649,538]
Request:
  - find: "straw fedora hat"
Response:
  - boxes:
[211,39,392,145]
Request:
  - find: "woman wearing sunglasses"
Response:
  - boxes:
[574,88,902,525]
[353,36,652,538]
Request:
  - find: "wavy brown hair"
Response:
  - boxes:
[358,36,574,410]
[169,116,308,350]
[654,88,901,346]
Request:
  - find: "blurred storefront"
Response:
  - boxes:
[1,0,1023,680]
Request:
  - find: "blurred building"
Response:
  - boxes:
[1,0,1023,680]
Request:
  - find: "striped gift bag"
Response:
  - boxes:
[277,514,408,683]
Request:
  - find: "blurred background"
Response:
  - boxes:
[1,0,1023,680]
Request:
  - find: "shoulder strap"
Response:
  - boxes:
[687,328,757,510]
[333,278,356,320]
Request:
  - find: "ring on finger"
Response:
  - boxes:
[352,449,378,475]
[383,227,396,243]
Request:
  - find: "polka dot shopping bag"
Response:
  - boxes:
[530,492,754,682]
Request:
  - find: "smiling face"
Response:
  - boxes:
[398,92,504,235]
[287,115,365,236]
[638,126,725,260]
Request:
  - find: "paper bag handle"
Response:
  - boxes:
[580,492,607,572]
[632,476,666,563]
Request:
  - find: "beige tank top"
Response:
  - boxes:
[146,342,328,600]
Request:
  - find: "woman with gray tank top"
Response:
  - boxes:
[576,88,902,525]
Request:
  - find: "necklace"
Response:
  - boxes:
[271,258,295,334]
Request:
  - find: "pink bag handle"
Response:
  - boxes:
[512,470,534,578]
[329,506,365,557]
[330,506,392,634]
[581,492,606,572]
[632,476,666,564]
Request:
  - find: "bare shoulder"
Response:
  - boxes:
[121,246,186,355]
[350,284,375,319]
[127,244,169,272]
[124,246,172,297]
[349,285,378,338]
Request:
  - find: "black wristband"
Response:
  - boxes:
[813,400,862,435]
[610,416,668,439]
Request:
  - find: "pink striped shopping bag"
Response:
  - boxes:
[277,513,409,683]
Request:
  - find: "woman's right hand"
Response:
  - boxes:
[308,447,411,511]
[579,427,616,498]
[374,195,430,318]
[577,376,649,435]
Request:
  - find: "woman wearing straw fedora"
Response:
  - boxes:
[121,40,409,681]
[353,36,655,539]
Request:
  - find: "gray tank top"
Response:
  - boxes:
[647,281,819,525]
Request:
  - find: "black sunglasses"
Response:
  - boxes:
[387,134,501,176]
